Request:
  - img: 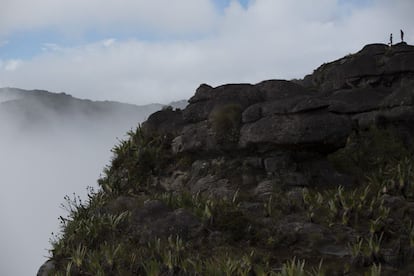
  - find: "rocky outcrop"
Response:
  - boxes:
[41,43,414,275]
[136,43,414,206]
[305,42,414,93]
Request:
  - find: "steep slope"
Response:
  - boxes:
[40,43,414,275]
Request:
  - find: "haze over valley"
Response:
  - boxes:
[0,88,184,275]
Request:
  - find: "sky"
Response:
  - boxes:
[0,0,413,105]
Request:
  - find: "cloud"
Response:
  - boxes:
[1,59,23,71]
[0,0,218,37]
[0,0,413,105]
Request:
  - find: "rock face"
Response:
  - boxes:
[306,42,414,93]
[134,43,414,196]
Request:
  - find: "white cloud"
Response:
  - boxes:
[0,0,218,36]
[102,38,116,47]
[3,59,23,71]
[0,0,413,105]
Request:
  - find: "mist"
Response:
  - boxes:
[0,89,164,275]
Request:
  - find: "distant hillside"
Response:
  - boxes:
[0,88,186,132]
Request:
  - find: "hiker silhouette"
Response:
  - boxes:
[401,29,404,42]
[390,33,393,46]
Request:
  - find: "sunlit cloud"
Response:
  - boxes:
[3,59,23,71]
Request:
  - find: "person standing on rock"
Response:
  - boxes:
[401,29,404,42]
[389,33,393,46]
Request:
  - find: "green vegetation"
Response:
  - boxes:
[47,124,414,275]
[98,126,172,196]
[210,104,242,148]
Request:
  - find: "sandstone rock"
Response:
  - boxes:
[328,87,391,113]
[242,96,328,123]
[183,83,262,123]
[131,200,202,242]
[242,103,262,123]
[255,79,311,100]
[172,121,215,153]
[159,171,189,191]
[142,107,184,136]
[239,111,352,153]
[190,175,234,199]
[353,105,414,129]
[188,83,214,103]
[309,43,414,93]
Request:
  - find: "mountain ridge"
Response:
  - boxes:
[0,87,187,132]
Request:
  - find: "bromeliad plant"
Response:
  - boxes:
[98,125,173,196]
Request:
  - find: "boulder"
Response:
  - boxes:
[328,87,391,113]
[188,83,214,103]
[142,107,185,136]
[255,79,312,100]
[242,96,328,123]
[239,111,352,153]
[172,121,215,153]
[183,83,263,123]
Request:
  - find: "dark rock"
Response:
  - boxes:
[318,244,350,257]
[278,171,310,187]
[239,111,352,153]
[188,83,214,103]
[353,105,414,129]
[172,121,215,153]
[242,104,262,123]
[255,79,311,100]
[183,83,262,123]
[131,200,202,242]
[159,171,189,191]
[142,107,185,136]
[276,221,332,247]
[254,180,276,199]
[358,43,389,56]
[242,96,328,123]
[309,43,414,93]
[243,157,263,169]
[263,152,295,173]
[302,158,354,187]
[37,260,55,276]
[328,87,391,113]
[190,175,234,199]
[106,196,143,213]
[381,80,414,107]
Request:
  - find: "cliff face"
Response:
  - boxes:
[40,43,414,275]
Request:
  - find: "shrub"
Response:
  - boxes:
[210,104,242,148]
[329,126,411,178]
